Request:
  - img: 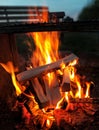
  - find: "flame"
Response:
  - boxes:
[29,31,60,87]
[26,19,60,127]
[28,6,60,89]
[65,92,69,102]
[67,61,91,99]
[68,60,77,80]
[56,97,64,109]
[0,62,22,96]
[27,28,92,112]
[85,82,91,98]
[46,119,51,127]
[76,79,82,98]
[69,68,91,98]
[56,59,92,109]
[27,28,60,127]
[41,107,54,128]
[30,32,59,66]
[28,7,48,23]
[56,90,70,109]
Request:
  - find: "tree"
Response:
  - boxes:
[78,0,99,20]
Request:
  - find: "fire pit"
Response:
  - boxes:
[0,31,99,130]
[0,6,99,130]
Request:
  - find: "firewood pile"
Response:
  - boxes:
[0,53,99,130]
[14,53,99,130]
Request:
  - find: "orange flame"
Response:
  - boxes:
[85,82,91,98]
[27,28,60,127]
[29,31,60,87]
[0,62,22,96]
[66,60,91,99]
[56,59,92,109]
[70,68,91,98]
[30,32,59,66]
[65,92,69,102]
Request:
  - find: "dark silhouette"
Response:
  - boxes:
[78,0,99,20]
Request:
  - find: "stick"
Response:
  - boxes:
[16,53,78,82]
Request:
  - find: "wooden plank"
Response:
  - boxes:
[0,11,47,14]
[0,6,48,10]
[0,16,43,20]
[0,6,48,23]
[30,78,50,104]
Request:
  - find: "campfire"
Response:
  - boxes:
[0,7,99,130]
[0,31,98,129]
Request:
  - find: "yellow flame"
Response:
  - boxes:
[69,59,77,66]
[65,92,69,102]
[56,59,92,109]
[46,119,51,128]
[85,82,91,98]
[29,31,60,87]
[56,97,64,109]
[76,80,82,98]
[0,62,22,96]
[30,32,59,66]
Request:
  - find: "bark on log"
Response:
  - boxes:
[16,53,78,82]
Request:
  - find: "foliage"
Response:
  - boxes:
[78,0,99,20]
[60,32,99,55]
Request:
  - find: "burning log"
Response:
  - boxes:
[17,78,50,109]
[30,78,50,108]
[42,74,61,106]
[16,53,78,82]
[61,67,71,92]
[16,53,78,108]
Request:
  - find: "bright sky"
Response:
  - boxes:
[0,0,90,20]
